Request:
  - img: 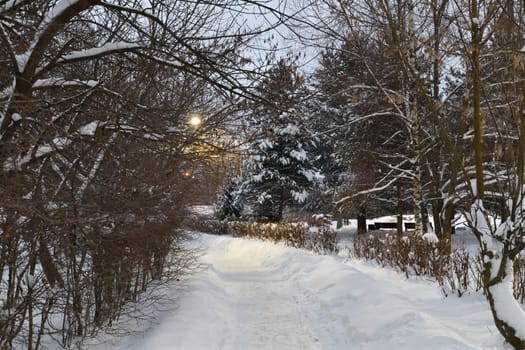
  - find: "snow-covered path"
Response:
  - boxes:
[193,249,320,349]
[100,233,507,350]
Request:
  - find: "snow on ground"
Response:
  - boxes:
[334,217,480,254]
[92,233,507,350]
[189,205,215,218]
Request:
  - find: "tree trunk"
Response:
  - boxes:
[407,0,425,235]
[469,2,525,348]
[421,201,429,234]
[429,168,443,238]
[428,0,446,241]
[484,254,525,349]
[357,205,367,235]
[397,181,403,235]
[336,217,343,229]
[471,0,484,200]
[278,189,284,222]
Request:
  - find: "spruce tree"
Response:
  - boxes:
[215,176,244,220]
[244,59,323,221]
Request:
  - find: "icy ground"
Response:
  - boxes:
[92,233,508,350]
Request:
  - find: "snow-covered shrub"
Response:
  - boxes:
[350,234,483,297]
[186,217,229,235]
[214,176,244,220]
[229,220,339,255]
[230,221,306,248]
[306,227,339,255]
[307,214,332,227]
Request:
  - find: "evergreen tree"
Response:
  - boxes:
[243,59,323,221]
[215,175,244,220]
[311,35,411,231]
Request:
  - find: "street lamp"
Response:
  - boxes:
[189,114,202,127]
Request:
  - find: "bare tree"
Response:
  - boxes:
[0,0,292,348]
[298,0,525,347]
[460,0,525,347]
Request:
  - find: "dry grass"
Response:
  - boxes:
[350,232,525,300]
[188,218,339,255]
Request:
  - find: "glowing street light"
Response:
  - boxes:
[189,114,202,127]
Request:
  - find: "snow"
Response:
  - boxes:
[59,42,142,62]
[143,132,163,141]
[78,121,100,136]
[14,52,30,73]
[372,215,413,223]
[16,0,88,72]
[11,113,22,122]
[166,126,181,133]
[467,199,525,340]
[290,149,307,161]
[291,189,308,203]
[75,132,117,200]
[189,205,215,217]
[258,138,275,150]
[33,78,99,88]
[0,0,24,11]
[3,137,71,171]
[276,123,300,135]
[490,270,525,339]
[43,0,82,27]
[90,233,506,350]
[278,156,290,165]
[0,83,14,100]
[422,232,439,243]
[252,174,264,183]
[15,215,29,225]
[300,168,323,182]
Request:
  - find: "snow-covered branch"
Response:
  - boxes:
[32,78,99,89]
[75,132,117,202]
[19,0,95,75]
[3,137,71,172]
[58,41,144,64]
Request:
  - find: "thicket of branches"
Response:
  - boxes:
[352,232,525,304]
[294,1,525,347]
[0,1,282,348]
[217,0,525,347]
[4,0,525,348]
